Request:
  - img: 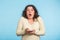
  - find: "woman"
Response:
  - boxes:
[16,5,45,40]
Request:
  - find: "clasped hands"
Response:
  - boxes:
[25,28,35,35]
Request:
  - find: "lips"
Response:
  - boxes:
[29,14,31,16]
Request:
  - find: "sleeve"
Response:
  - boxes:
[35,16,45,36]
[16,17,25,36]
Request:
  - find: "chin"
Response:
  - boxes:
[28,17,33,19]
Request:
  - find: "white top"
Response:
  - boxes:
[16,16,45,40]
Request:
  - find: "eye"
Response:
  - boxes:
[31,9,34,11]
[27,9,29,11]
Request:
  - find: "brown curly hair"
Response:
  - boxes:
[22,4,39,19]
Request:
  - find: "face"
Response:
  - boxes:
[26,6,35,19]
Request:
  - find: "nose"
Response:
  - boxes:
[29,10,32,13]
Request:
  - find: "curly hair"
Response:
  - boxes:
[22,5,39,19]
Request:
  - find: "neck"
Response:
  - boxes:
[28,18,35,21]
[28,18,33,20]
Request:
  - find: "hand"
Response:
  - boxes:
[25,28,31,34]
[29,30,35,35]
[25,28,35,35]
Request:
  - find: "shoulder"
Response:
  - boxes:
[36,16,44,22]
[20,16,27,20]
[19,16,27,22]
[37,16,42,20]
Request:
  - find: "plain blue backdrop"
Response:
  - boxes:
[0,0,60,40]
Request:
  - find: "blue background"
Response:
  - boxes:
[0,0,60,40]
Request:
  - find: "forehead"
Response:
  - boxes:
[27,6,34,9]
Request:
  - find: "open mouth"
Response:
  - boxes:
[29,14,31,16]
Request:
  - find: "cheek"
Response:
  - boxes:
[32,13,35,17]
[26,11,30,16]
[26,11,29,15]
[32,11,35,16]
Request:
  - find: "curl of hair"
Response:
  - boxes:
[22,5,39,19]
